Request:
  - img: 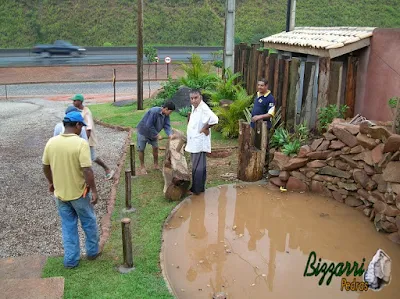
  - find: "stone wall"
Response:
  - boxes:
[269,119,400,245]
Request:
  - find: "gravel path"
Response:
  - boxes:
[0,98,128,258]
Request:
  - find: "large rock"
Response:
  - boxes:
[381,221,398,233]
[363,164,375,176]
[357,133,378,150]
[307,151,331,160]
[332,127,358,147]
[286,177,308,192]
[353,169,370,189]
[313,174,334,182]
[323,132,337,141]
[388,232,400,244]
[310,138,324,151]
[332,191,344,202]
[368,126,392,142]
[270,177,286,188]
[345,196,363,207]
[372,174,387,193]
[391,183,400,195]
[353,151,373,166]
[378,152,392,169]
[291,171,307,182]
[317,140,330,151]
[329,140,346,150]
[328,151,343,158]
[307,160,327,168]
[283,158,308,171]
[339,155,359,168]
[382,161,400,183]
[170,87,192,110]
[383,135,400,153]
[279,171,290,182]
[350,145,363,154]
[298,145,311,158]
[311,180,325,193]
[318,166,351,179]
[374,201,400,217]
[337,181,358,191]
[335,160,350,171]
[271,152,290,170]
[357,188,370,199]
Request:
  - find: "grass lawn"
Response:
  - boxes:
[42,100,238,298]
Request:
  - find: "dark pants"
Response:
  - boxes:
[190,152,207,194]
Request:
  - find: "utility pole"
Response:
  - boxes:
[137,0,144,110]
[223,0,235,72]
[286,0,296,32]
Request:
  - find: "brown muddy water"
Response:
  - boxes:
[161,184,400,299]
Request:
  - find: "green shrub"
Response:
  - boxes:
[318,104,348,132]
[178,106,191,117]
[292,121,309,144]
[103,42,113,47]
[282,140,301,156]
[213,89,253,138]
[179,54,219,90]
[151,98,165,107]
[158,76,180,100]
[270,127,290,149]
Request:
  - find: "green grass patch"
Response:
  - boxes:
[42,101,238,298]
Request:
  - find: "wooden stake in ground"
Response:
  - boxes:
[118,218,135,273]
[237,120,268,181]
[162,129,191,200]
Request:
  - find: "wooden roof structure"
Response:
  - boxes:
[260,27,376,58]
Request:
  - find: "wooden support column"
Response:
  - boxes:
[286,58,300,130]
[268,54,277,93]
[345,56,358,118]
[317,57,330,114]
[273,56,280,101]
[264,54,270,81]
[237,120,267,182]
[162,130,190,201]
[281,59,290,125]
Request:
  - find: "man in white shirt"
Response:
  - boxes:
[53,106,88,140]
[72,94,114,180]
[185,89,218,195]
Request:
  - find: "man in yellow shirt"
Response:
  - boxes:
[42,111,99,268]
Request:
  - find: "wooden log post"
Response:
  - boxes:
[162,129,191,201]
[121,218,134,269]
[237,120,268,181]
[125,170,132,209]
[130,143,136,176]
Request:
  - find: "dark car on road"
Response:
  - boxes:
[32,40,86,58]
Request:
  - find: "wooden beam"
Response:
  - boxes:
[328,39,370,59]
[345,56,358,118]
[287,58,300,130]
[273,56,279,100]
[317,58,330,113]
[263,42,328,57]
[281,59,290,125]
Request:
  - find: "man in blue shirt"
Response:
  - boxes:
[136,101,176,174]
[251,78,275,129]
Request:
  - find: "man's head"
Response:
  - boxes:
[65,105,81,114]
[257,78,268,94]
[71,94,85,109]
[161,101,176,116]
[189,89,202,108]
[63,111,87,135]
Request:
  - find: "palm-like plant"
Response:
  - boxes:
[179,54,218,90]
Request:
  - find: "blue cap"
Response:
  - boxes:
[65,105,80,114]
[63,111,87,126]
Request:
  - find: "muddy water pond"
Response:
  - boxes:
[161,184,400,299]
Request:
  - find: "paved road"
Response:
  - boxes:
[0,81,162,98]
[0,46,223,67]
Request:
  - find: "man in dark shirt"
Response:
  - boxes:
[251,78,275,129]
[136,101,176,174]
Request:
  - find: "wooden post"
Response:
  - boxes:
[5,85,8,100]
[130,143,136,176]
[113,69,116,103]
[281,60,290,124]
[268,54,277,93]
[121,218,134,268]
[345,56,358,118]
[264,54,270,81]
[317,57,330,116]
[125,170,132,209]
[137,0,144,110]
[237,120,267,181]
[273,56,280,101]
[287,58,300,130]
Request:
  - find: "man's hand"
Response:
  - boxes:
[251,115,262,122]
[90,191,98,205]
[168,134,176,140]
[49,183,54,193]
[200,127,210,136]
[157,135,163,140]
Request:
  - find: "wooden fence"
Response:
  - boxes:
[234,43,358,131]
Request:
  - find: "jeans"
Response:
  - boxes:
[56,194,99,267]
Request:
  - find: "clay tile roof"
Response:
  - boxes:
[260,27,376,49]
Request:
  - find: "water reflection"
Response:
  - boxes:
[163,185,400,299]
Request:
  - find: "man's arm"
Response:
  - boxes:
[163,116,172,137]
[83,167,98,205]
[43,164,54,192]
[200,108,218,136]
[86,129,91,140]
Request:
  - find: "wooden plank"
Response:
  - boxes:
[268,54,277,93]
[301,62,315,128]
[310,61,319,129]
[264,55,270,81]
[273,56,280,101]
[286,58,300,130]
[329,38,370,59]
[345,56,358,118]
[317,57,330,113]
[328,61,343,106]
[234,44,240,74]
[263,42,328,57]
[250,44,259,95]
[276,58,285,110]
[257,51,264,82]
[295,60,306,125]
[281,59,290,125]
